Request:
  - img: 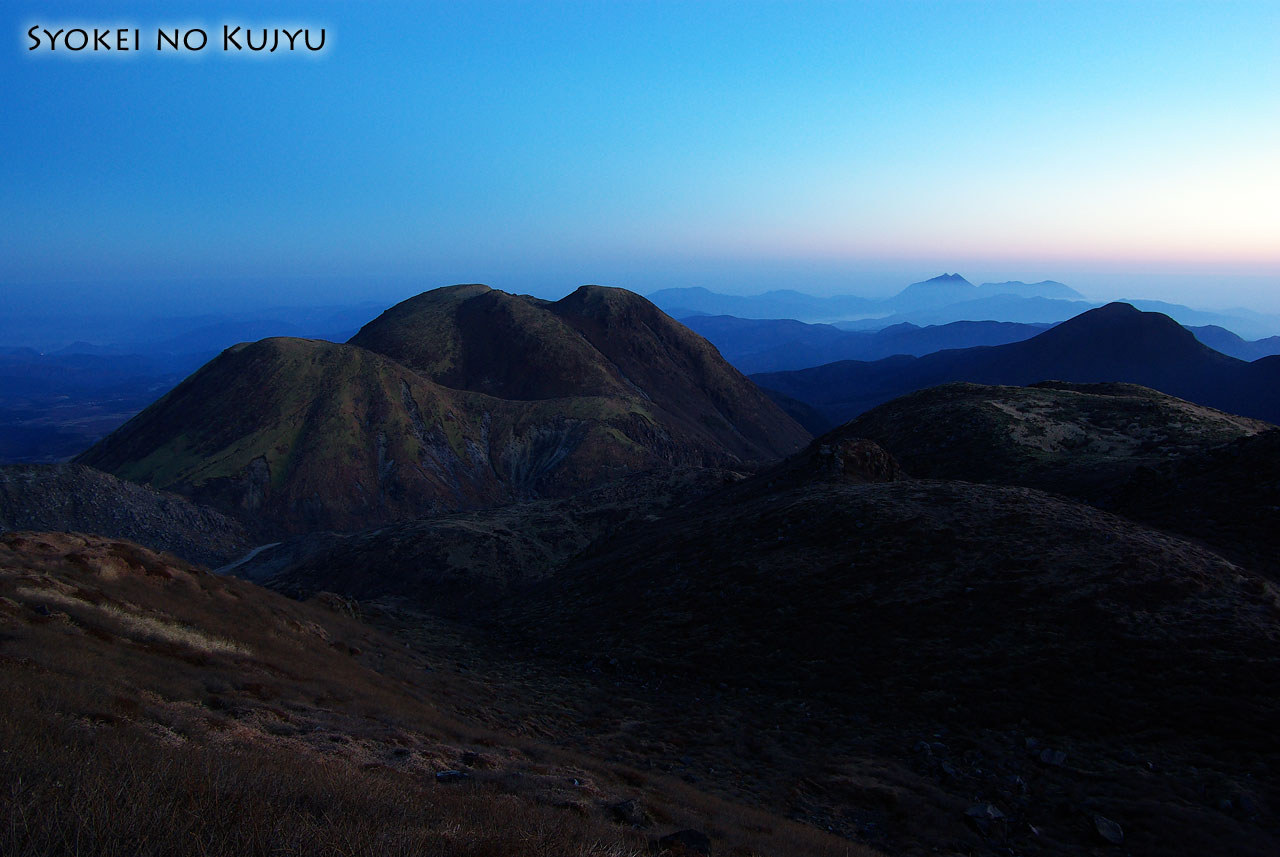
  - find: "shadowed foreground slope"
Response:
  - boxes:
[229,427,1280,856]
[0,531,862,857]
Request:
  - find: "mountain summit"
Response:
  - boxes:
[79,285,808,533]
[889,272,978,310]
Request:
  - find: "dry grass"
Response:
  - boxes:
[0,532,870,857]
[13,584,248,655]
[0,676,646,857]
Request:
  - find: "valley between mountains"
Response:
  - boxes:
[3,285,1278,857]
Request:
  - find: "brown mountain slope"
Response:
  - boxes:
[79,287,808,533]
[351,284,809,462]
[0,463,249,566]
[349,284,632,399]
[76,338,518,533]
[834,381,1271,499]
[0,531,863,857]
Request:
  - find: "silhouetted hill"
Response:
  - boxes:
[754,302,1280,428]
[79,286,807,533]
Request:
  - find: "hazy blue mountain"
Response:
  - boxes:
[1188,325,1280,361]
[886,273,977,311]
[684,315,1050,373]
[1121,299,1280,340]
[754,302,1280,430]
[840,295,1097,328]
[886,276,1083,312]
[977,280,1084,300]
[649,276,1280,339]
[645,286,876,322]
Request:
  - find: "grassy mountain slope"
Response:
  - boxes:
[77,287,807,533]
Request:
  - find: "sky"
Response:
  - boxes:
[1,0,1277,319]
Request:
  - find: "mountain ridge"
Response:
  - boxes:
[754,302,1280,428]
[77,286,808,533]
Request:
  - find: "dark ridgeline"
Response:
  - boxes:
[683,315,1052,373]
[754,302,1280,431]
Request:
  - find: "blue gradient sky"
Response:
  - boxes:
[2,0,1277,316]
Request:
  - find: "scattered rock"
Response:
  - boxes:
[1094,814,1124,845]
[655,828,712,855]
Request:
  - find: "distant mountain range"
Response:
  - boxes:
[648,274,1280,339]
[685,316,1052,373]
[685,313,1280,374]
[887,273,1085,311]
[648,273,1084,321]
[754,302,1280,430]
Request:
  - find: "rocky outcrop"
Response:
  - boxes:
[0,463,249,566]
